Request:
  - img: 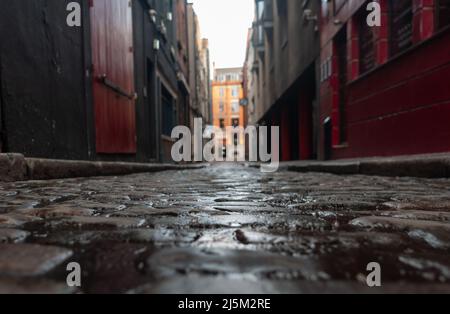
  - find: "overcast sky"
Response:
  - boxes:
[191,0,254,69]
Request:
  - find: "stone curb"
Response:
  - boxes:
[358,157,450,178]
[0,153,206,182]
[2,153,450,181]
[0,154,27,182]
[249,153,450,178]
[287,161,360,176]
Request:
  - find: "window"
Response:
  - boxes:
[438,0,450,30]
[389,0,413,57]
[253,15,264,48]
[225,73,240,81]
[162,85,176,137]
[358,6,376,74]
[256,0,265,21]
[231,86,240,97]
[219,119,225,129]
[232,118,240,128]
[277,0,288,46]
[250,97,255,113]
[219,87,225,97]
[231,100,240,113]
[233,133,239,146]
[219,101,225,113]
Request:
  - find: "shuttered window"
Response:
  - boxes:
[359,7,376,74]
[438,0,450,29]
[389,0,413,57]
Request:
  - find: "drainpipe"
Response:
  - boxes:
[0,55,7,153]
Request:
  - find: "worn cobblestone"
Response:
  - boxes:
[0,163,450,293]
[0,229,30,243]
[0,244,72,276]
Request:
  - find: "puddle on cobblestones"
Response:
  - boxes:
[146,247,323,280]
[65,241,155,294]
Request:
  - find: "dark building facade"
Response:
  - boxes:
[174,0,191,135]
[0,0,195,163]
[187,4,212,126]
[0,0,89,160]
[246,0,321,161]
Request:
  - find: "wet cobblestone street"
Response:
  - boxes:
[1,163,450,294]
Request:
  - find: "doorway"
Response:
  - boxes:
[90,0,137,154]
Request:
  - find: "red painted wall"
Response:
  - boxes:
[279,109,292,161]
[299,91,313,160]
[338,30,450,158]
[319,0,450,159]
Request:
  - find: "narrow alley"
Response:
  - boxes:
[1,0,450,298]
[1,163,449,294]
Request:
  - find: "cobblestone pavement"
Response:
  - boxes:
[0,163,450,294]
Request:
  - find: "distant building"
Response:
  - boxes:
[199,39,212,124]
[212,68,245,146]
[187,4,212,126]
[174,0,190,128]
[243,27,256,127]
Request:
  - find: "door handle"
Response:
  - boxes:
[97,74,137,100]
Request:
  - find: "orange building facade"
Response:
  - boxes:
[212,68,245,149]
[212,67,245,133]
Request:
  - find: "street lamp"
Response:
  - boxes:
[303,9,319,32]
[148,7,174,40]
[149,9,173,23]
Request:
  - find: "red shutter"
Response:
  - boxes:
[90,0,137,154]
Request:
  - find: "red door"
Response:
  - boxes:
[90,0,136,154]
